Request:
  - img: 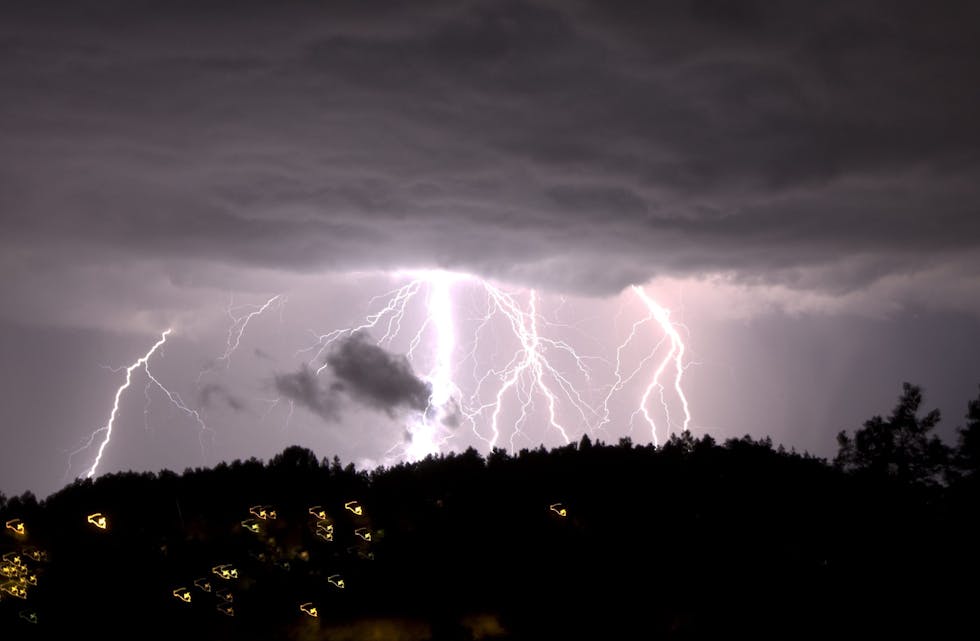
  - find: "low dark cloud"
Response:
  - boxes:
[0,0,978,305]
[272,333,430,422]
[273,364,342,422]
[325,332,431,416]
[196,383,245,412]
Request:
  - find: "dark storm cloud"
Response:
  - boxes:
[273,364,342,422]
[272,333,430,422]
[196,383,245,412]
[325,332,431,416]
[1,0,979,298]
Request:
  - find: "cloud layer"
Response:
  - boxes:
[1,0,978,304]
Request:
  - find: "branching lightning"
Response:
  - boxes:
[199,294,285,380]
[67,327,224,481]
[302,271,674,461]
[627,285,693,445]
[67,330,172,480]
[462,284,600,452]
[67,272,696,481]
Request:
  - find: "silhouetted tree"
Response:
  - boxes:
[7,428,980,639]
[835,382,949,485]
[663,430,696,455]
[952,385,980,480]
[268,445,320,470]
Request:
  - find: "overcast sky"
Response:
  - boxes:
[2,0,979,497]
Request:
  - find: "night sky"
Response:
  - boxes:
[2,0,980,498]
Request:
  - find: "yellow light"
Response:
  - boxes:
[0,563,20,578]
[22,548,47,562]
[1,553,24,569]
[193,577,212,592]
[354,527,372,542]
[23,573,37,586]
[241,519,261,534]
[300,602,318,618]
[327,574,345,589]
[172,587,192,603]
[549,503,568,517]
[211,564,239,580]
[216,602,234,617]
[19,610,38,625]
[4,519,26,536]
[1,581,28,599]
[87,513,108,530]
[316,520,334,533]
[344,500,363,516]
[316,526,334,542]
[309,506,327,520]
[249,505,277,520]
[216,588,233,603]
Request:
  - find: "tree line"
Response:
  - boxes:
[0,382,977,639]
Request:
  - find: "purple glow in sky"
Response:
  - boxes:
[2,0,980,497]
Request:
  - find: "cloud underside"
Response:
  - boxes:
[1,0,979,298]
[274,332,430,421]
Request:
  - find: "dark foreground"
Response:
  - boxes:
[2,434,979,640]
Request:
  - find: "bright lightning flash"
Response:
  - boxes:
[69,273,696,479]
[628,285,692,445]
[463,284,600,452]
[67,328,215,480]
[305,271,619,461]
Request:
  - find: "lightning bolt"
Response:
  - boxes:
[302,271,459,459]
[67,329,172,480]
[463,284,600,451]
[67,328,218,480]
[145,367,213,462]
[199,294,285,380]
[301,280,424,374]
[73,273,696,479]
[402,271,459,459]
[306,271,599,460]
[302,272,695,460]
[627,285,693,445]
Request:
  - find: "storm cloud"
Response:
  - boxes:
[325,332,432,416]
[1,0,978,310]
[273,333,430,422]
[273,364,342,422]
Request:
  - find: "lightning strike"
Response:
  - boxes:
[302,280,424,373]
[307,271,603,460]
[67,327,217,481]
[144,367,213,461]
[200,294,285,379]
[67,330,172,480]
[462,283,600,452]
[72,273,695,479]
[628,285,693,445]
[404,271,460,459]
